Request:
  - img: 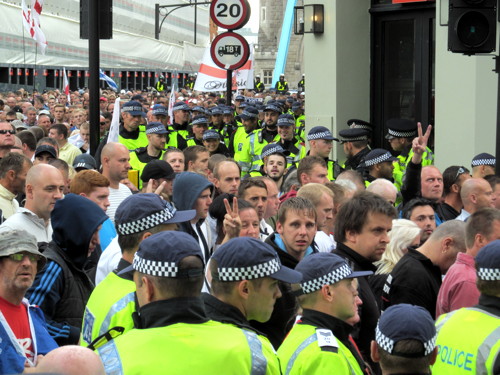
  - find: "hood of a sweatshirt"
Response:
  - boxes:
[172,172,213,211]
[51,193,108,269]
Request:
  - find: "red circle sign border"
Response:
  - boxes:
[210,0,250,30]
[210,31,250,70]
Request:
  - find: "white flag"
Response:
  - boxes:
[107,98,121,144]
[21,0,47,54]
[62,68,71,104]
[168,79,176,125]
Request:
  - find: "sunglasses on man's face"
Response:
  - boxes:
[0,129,15,135]
[7,253,41,263]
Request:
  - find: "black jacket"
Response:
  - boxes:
[333,242,379,368]
[381,248,442,318]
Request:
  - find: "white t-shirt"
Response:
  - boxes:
[95,236,121,285]
[107,184,132,222]
[315,231,336,253]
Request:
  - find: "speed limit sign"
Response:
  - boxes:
[210,0,251,30]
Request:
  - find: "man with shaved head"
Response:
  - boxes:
[25,346,105,375]
[100,142,132,222]
[456,178,496,221]
[0,164,64,242]
[366,178,398,206]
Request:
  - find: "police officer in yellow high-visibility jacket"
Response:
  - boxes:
[81,194,196,349]
[204,237,302,375]
[128,122,168,189]
[168,101,191,149]
[154,76,166,93]
[292,101,306,142]
[276,114,307,170]
[231,106,260,177]
[433,240,500,375]
[248,104,281,177]
[278,253,373,375]
[386,119,434,191]
[275,74,289,94]
[97,231,272,375]
[371,304,438,375]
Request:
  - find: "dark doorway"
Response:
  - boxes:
[371,5,435,148]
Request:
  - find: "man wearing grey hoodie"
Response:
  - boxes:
[173,172,214,263]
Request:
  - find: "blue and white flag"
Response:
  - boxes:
[99,69,118,91]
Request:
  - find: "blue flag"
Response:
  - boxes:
[99,69,118,91]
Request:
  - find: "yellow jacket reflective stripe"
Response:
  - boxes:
[98,321,279,375]
[278,323,364,375]
[81,272,135,348]
[432,307,500,375]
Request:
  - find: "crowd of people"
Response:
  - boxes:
[0,84,498,375]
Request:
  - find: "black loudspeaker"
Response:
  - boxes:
[80,0,113,40]
[448,0,497,54]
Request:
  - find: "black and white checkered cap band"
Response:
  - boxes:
[146,126,166,134]
[387,129,416,138]
[133,253,178,277]
[376,326,436,356]
[350,123,371,130]
[241,110,258,118]
[122,106,143,113]
[74,162,89,169]
[262,146,285,158]
[340,136,368,142]
[307,131,333,141]
[472,158,496,167]
[277,117,295,126]
[217,258,281,281]
[117,207,175,235]
[477,267,500,280]
[300,263,351,294]
[365,152,393,167]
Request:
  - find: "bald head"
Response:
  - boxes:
[367,179,398,206]
[101,142,128,163]
[31,346,105,375]
[26,163,62,186]
[460,178,495,213]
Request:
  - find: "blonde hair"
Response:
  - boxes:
[374,219,420,275]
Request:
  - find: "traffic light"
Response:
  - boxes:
[448,0,497,54]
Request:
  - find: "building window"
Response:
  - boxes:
[261,7,266,23]
[263,69,273,85]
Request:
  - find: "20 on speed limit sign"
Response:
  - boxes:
[210,31,250,70]
[210,0,251,30]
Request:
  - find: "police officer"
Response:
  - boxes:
[82,194,195,349]
[307,126,342,181]
[338,127,371,172]
[278,252,373,375]
[185,74,195,90]
[170,101,192,142]
[275,74,289,94]
[154,75,166,93]
[202,129,231,157]
[97,231,274,374]
[276,114,306,169]
[187,115,209,147]
[231,106,260,176]
[150,104,169,128]
[471,152,496,179]
[204,237,302,375]
[386,118,433,190]
[362,148,398,185]
[292,101,306,141]
[297,74,305,93]
[129,122,168,188]
[433,239,500,374]
[247,103,281,176]
[254,75,265,93]
[371,304,438,375]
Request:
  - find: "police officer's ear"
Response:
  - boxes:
[370,340,381,363]
[429,346,438,365]
[141,231,154,241]
[319,284,334,303]
[237,279,251,300]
